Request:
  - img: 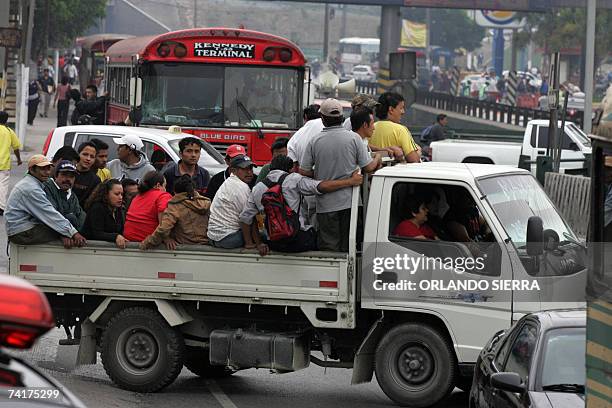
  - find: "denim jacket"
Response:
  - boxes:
[5,174,78,237]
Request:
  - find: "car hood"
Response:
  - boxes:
[529,391,585,408]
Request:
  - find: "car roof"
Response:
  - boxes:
[55,125,189,142]
[526,309,586,330]
[373,162,529,182]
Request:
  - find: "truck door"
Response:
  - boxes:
[362,177,514,364]
[535,126,584,173]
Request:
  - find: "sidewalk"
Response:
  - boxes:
[21,104,60,157]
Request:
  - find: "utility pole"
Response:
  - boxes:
[340,5,347,39]
[583,0,596,134]
[510,29,518,72]
[194,0,198,28]
[425,8,431,69]
[323,4,330,64]
[24,0,36,64]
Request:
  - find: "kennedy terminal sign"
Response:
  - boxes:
[266,0,612,11]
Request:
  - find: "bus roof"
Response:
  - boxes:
[76,34,134,51]
[339,38,380,45]
[106,27,305,65]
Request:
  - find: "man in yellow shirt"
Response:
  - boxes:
[370,92,421,163]
[91,138,111,181]
[0,111,22,215]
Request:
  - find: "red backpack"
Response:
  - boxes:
[261,173,300,242]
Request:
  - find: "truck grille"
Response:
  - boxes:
[209,143,248,157]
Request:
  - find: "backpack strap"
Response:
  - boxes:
[263,172,289,189]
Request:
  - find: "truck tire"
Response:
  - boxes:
[101,307,184,392]
[184,346,234,378]
[375,323,456,407]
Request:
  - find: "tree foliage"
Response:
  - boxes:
[401,8,486,52]
[32,0,107,58]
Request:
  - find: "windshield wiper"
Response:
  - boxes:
[542,383,585,393]
[562,232,587,250]
[236,99,265,139]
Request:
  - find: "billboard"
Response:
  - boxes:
[401,21,427,48]
[475,10,527,28]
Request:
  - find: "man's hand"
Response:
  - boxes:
[257,243,269,257]
[16,159,22,166]
[164,238,177,251]
[116,234,128,249]
[71,233,86,247]
[349,170,364,186]
[61,237,73,249]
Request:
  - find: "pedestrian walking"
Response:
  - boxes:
[0,111,22,215]
[63,59,78,85]
[54,77,72,127]
[27,79,40,125]
[38,69,55,118]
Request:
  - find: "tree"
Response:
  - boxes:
[401,8,485,52]
[32,0,107,59]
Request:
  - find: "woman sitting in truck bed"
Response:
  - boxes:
[139,175,211,250]
[392,194,439,240]
[83,179,128,248]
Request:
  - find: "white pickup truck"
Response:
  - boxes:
[8,163,586,407]
[430,120,592,174]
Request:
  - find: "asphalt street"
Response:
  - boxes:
[2,107,469,408]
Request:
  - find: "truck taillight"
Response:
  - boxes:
[0,276,54,349]
[42,129,54,156]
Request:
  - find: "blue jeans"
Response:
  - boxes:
[211,230,244,249]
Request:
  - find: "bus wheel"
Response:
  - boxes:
[101,307,184,392]
[375,323,456,407]
[184,346,235,378]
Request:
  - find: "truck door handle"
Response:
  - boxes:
[537,150,546,155]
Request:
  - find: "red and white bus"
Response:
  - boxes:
[76,34,133,94]
[104,28,307,164]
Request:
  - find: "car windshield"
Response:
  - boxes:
[140,63,301,129]
[167,139,224,167]
[540,328,585,390]
[478,174,575,244]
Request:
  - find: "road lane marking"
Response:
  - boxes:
[205,379,238,408]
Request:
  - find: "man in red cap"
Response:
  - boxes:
[205,144,256,200]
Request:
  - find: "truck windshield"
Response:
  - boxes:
[478,174,575,244]
[566,123,591,147]
[140,63,300,129]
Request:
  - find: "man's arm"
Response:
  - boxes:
[142,208,178,249]
[13,149,22,166]
[317,170,363,193]
[23,188,79,238]
[363,152,382,173]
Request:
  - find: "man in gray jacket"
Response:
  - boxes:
[107,134,154,182]
[5,155,87,248]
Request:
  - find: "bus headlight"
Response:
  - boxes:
[263,47,276,62]
[174,43,187,58]
[157,43,171,57]
[279,48,292,62]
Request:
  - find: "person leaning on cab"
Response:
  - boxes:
[139,175,211,250]
[5,155,87,248]
[83,179,128,249]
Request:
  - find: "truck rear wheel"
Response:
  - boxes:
[101,307,184,392]
[184,346,234,378]
[375,323,456,407]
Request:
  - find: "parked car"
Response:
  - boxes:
[470,309,585,408]
[351,65,376,82]
[0,274,87,407]
[43,125,226,176]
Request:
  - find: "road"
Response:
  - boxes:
[2,107,469,408]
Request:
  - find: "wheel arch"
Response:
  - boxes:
[88,297,193,328]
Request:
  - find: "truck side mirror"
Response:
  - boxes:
[526,216,544,256]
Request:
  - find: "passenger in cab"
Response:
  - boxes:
[205,144,256,200]
[43,160,86,231]
[256,137,289,183]
[208,155,255,249]
[370,92,420,163]
[73,142,101,208]
[393,194,439,240]
[121,178,138,210]
[83,179,128,248]
[444,188,490,242]
[163,137,210,195]
[107,134,155,182]
[140,175,211,250]
[123,171,172,242]
[240,155,363,253]
[5,155,86,248]
[300,98,381,252]
[90,138,111,182]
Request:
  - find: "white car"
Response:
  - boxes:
[351,65,376,82]
[43,125,226,176]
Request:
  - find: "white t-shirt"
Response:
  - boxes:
[207,174,251,241]
[287,118,324,164]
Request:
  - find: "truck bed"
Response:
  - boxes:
[9,242,351,306]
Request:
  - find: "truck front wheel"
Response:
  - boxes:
[101,307,184,392]
[375,323,456,407]
[184,346,234,378]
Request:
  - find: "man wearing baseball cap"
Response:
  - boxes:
[342,94,379,131]
[5,155,87,248]
[43,160,86,231]
[205,144,256,201]
[107,134,155,182]
[300,98,381,252]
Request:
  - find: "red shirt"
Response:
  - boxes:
[393,220,436,239]
[123,189,172,241]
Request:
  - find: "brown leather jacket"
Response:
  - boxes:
[141,191,211,248]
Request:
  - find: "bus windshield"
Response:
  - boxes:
[140,63,301,129]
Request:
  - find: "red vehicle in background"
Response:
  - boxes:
[104,28,307,165]
[76,33,134,94]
